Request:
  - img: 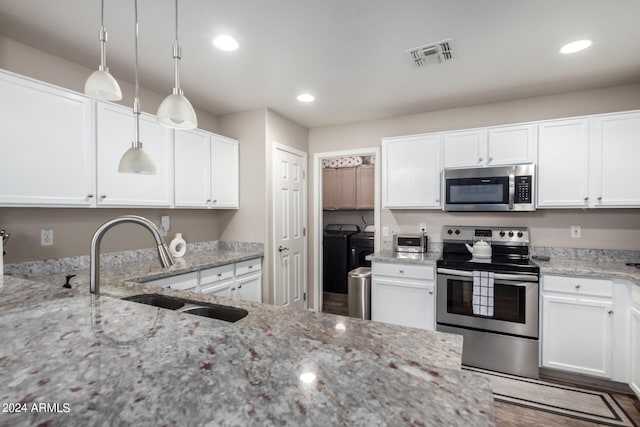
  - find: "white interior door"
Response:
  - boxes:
[273,144,307,309]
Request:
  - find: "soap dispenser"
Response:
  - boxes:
[169,233,187,258]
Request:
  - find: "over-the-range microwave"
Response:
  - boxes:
[442,164,535,212]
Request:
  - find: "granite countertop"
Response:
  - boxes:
[367,251,441,266]
[0,245,495,426]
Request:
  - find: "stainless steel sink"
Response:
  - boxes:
[122,294,248,323]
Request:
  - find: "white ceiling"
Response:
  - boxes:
[1,0,639,128]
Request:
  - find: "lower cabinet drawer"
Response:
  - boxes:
[200,279,233,298]
[372,262,434,280]
[144,271,198,291]
[199,264,234,286]
[542,274,613,298]
[235,258,261,277]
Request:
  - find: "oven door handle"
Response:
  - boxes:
[437,268,538,282]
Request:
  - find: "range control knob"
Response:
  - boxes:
[499,230,506,237]
[517,231,524,238]
[447,229,453,235]
[508,231,514,238]
[455,229,461,235]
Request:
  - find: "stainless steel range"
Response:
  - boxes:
[436,225,540,378]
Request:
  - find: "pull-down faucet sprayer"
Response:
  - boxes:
[90,215,174,295]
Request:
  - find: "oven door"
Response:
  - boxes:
[436,268,538,338]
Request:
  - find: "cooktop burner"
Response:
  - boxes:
[438,225,539,275]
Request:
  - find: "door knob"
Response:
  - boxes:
[278,246,289,252]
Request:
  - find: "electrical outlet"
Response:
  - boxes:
[382,226,389,237]
[419,223,427,233]
[41,228,54,246]
[570,225,581,238]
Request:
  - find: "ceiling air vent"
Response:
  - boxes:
[407,39,453,67]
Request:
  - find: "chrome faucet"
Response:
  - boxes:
[90,215,174,294]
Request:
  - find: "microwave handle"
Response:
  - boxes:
[508,171,515,210]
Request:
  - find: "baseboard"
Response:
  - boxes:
[539,367,634,395]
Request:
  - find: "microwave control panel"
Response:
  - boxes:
[514,175,532,203]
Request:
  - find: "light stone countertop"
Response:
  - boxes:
[0,245,495,426]
[367,251,441,266]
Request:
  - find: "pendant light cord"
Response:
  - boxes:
[100,0,104,27]
[133,0,141,146]
[175,0,179,43]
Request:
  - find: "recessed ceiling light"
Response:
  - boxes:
[213,35,239,52]
[297,93,315,103]
[559,39,593,54]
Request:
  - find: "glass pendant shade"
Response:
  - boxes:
[158,0,197,129]
[118,143,156,174]
[85,68,122,101]
[157,92,197,129]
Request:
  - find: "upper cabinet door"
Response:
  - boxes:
[174,129,212,208]
[0,71,95,206]
[591,112,640,207]
[96,103,172,207]
[382,134,442,209]
[211,135,239,209]
[537,119,590,208]
[487,124,537,166]
[443,129,487,168]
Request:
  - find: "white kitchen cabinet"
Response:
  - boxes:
[630,286,640,399]
[211,135,239,209]
[541,275,614,378]
[382,134,442,209]
[487,124,537,165]
[233,258,262,303]
[590,111,640,207]
[0,71,96,207]
[199,263,235,297]
[174,128,212,208]
[443,129,487,168]
[175,131,240,209]
[442,124,536,168]
[96,103,172,207]
[537,119,590,207]
[371,262,435,330]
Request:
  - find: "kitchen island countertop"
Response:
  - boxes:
[0,246,494,426]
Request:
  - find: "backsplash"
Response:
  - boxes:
[4,241,263,278]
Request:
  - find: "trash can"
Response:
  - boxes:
[348,267,372,320]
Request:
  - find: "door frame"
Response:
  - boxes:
[312,147,381,312]
[272,142,308,309]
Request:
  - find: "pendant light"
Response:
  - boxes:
[85,0,122,101]
[118,0,156,175]
[156,0,198,129]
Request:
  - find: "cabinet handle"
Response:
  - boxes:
[206,199,212,203]
[597,196,603,202]
[608,310,614,315]
[428,290,433,295]
[248,265,253,269]
[488,156,494,162]
[231,287,236,291]
[478,157,484,163]
[399,269,404,274]
[238,285,242,289]
[87,194,94,199]
[212,199,218,204]
[100,194,107,199]
[217,273,222,277]
[584,196,589,202]
[435,198,440,203]
[574,284,581,289]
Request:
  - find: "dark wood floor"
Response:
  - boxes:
[322,291,348,316]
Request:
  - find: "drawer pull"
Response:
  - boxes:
[428,290,433,295]
[248,265,253,269]
[574,284,581,289]
[217,273,222,277]
[399,269,404,274]
[608,310,613,315]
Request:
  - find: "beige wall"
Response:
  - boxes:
[0,208,222,263]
